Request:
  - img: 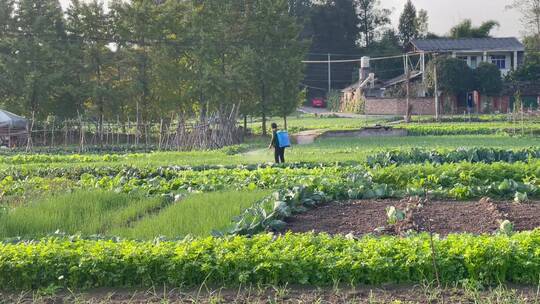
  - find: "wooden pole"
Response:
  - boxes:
[78,111,84,153]
[158,118,163,151]
[135,102,140,146]
[43,121,47,146]
[405,56,411,123]
[63,121,67,147]
[117,115,121,145]
[51,118,55,147]
[434,56,440,121]
[127,117,131,145]
[26,111,35,152]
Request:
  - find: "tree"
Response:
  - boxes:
[66,0,114,139]
[0,0,16,109]
[474,62,503,97]
[426,57,475,96]
[366,29,403,80]
[509,35,540,81]
[309,0,359,53]
[301,0,359,97]
[506,0,540,36]
[244,0,306,135]
[416,9,429,38]
[356,0,391,47]
[8,0,72,118]
[398,0,418,45]
[450,19,500,38]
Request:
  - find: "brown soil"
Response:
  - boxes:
[411,201,501,235]
[285,200,395,236]
[498,203,540,231]
[3,285,539,303]
[286,198,540,236]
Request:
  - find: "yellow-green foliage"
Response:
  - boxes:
[0,191,166,238]
[2,232,540,289]
[113,190,272,238]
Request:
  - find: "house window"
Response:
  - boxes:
[491,55,506,69]
[457,56,468,63]
[470,56,478,69]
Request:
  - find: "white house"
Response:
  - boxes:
[409,37,525,77]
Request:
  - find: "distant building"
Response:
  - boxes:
[339,37,535,115]
[0,109,28,147]
[410,37,525,77]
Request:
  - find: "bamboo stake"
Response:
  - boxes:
[26,111,35,153]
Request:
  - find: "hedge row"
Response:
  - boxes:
[2,232,540,289]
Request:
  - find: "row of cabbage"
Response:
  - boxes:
[366,147,540,167]
[401,122,540,136]
[1,161,538,201]
[1,147,539,169]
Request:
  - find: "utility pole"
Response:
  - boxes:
[327,53,331,92]
[433,54,439,121]
[405,54,411,123]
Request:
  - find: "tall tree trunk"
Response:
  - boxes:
[199,90,207,121]
[96,51,104,146]
[261,82,267,136]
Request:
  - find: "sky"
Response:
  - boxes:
[59,0,524,38]
[384,0,523,38]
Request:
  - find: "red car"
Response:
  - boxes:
[311,97,326,108]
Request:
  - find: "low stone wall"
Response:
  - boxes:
[293,127,408,145]
[364,97,436,115]
[321,128,408,138]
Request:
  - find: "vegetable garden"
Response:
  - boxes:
[1,124,540,299]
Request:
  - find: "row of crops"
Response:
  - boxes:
[1,159,538,200]
[0,147,538,168]
[400,122,540,136]
[2,232,540,289]
[1,145,540,290]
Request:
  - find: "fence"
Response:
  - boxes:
[22,110,243,152]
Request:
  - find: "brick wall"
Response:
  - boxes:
[364,97,436,115]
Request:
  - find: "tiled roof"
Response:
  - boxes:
[411,38,524,52]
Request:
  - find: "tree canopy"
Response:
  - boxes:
[0,0,307,136]
[449,19,500,38]
[426,57,475,96]
[398,0,418,45]
[474,62,503,97]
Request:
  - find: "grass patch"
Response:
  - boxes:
[0,191,167,238]
[113,190,272,239]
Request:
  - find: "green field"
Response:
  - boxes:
[2,135,539,169]
[112,190,272,238]
[0,190,271,239]
[2,114,540,294]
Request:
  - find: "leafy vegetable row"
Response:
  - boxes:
[367,147,540,167]
[400,123,540,136]
[2,232,540,289]
[1,161,539,200]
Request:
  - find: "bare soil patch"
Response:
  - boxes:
[286,198,540,236]
[412,201,500,235]
[286,200,394,235]
[498,203,540,231]
[3,285,539,303]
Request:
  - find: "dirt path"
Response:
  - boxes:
[4,285,539,303]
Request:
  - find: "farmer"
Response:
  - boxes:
[268,123,285,163]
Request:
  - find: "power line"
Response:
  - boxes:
[302,52,428,64]
[300,83,327,91]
